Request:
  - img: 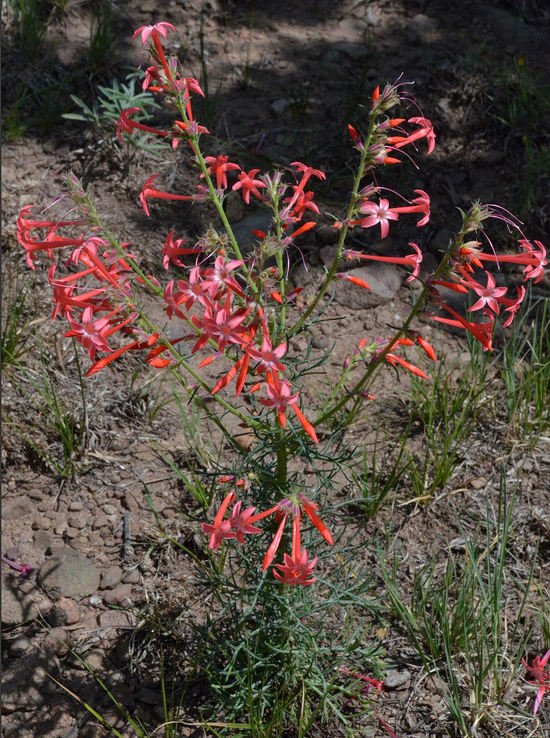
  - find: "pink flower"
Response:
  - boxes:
[344,242,422,282]
[64,306,112,360]
[500,285,526,328]
[232,169,266,204]
[247,336,287,375]
[359,198,399,238]
[133,22,175,45]
[466,272,508,314]
[260,373,318,443]
[229,501,262,543]
[390,189,431,227]
[523,649,550,717]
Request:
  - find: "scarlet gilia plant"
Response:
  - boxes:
[18,22,546,586]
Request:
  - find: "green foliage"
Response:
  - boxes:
[1,276,34,370]
[493,57,550,213]
[381,480,535,736]
[4,0,67,55]
[196,541,384,737]
[404,346,490,500]
[499,290,550,439]
[7,343,88,479]
[63,73,167,154]
[89,0,113,73]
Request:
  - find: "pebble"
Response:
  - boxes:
[384,669,412,689]
[57,597,80,625]
[68,501,83,512]
[67,516,86,529]
[93,514,109,530]
[102,583,133,607]
[98,610,135,628]
[102,504,118,516]
[122,569,140,584]
[32,516,52,531]
[43,627,69,655]
[100,566,123,590]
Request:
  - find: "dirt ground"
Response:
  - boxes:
[2,1,550,736]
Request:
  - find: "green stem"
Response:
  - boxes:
[287,118,376,339]
[276,433,288,487]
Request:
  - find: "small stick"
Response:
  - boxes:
[123,511,132,564]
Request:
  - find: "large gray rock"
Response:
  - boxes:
[37,550,100,601]
[334,262,402,309]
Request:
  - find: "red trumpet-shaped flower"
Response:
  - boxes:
[523,649,550,717]
[344,242,423,282]
[139,174,193,216]
[273,515,317,586]
[201,155,241,190]
[232,169,266,204]
[202,491,237,549]
[117,108,170,143]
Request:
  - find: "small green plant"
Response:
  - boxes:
[89,0,113,72]
[7,343,88,479]
[4,0,67,55]
[1,276,34,370]
[499,290,550,439]
[382,479,536,736]
[63,73,166,154]
[404,346,490,500]
[493,57,550,214]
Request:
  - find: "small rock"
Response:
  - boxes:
[92,514,109,530]
[98,610,135,628]
[102,504,118,516]
[67,515,86,529]
[122,492,140,513]
[122,569,140,584]
[68,501,83,512]
[43,627,69,655]
[384,669,412,689]
[37,549,100,600]
[57,597,81,625]
[78,649,103,671]
[102,584,133,607]
[270,98,290,115]
[1,581,44,625]
[7,636,32,656]
[33,530,52,550]
[32,517,52,531]
[100,566,123,590]
[89,595,102,606]
[64,526,80,539]
[3,499,34,521]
